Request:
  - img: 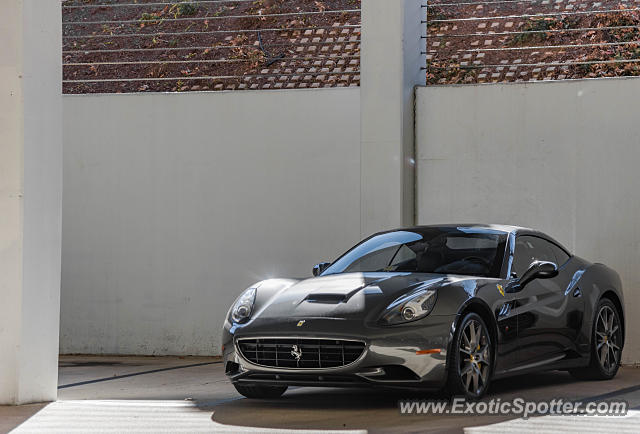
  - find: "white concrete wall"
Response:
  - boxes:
[416,77,640,363]
[0,0,62,404]
[61,88,361,355]
[359,0,426,235]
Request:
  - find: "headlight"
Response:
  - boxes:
[231,287,257,324]
[379,288,437,325]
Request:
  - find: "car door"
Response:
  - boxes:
[509,235,580,368]
[493,286,521,374]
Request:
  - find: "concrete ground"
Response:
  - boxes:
[1,356,640,433]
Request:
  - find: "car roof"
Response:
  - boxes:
[396,224,571,254]
[401,223,529,234]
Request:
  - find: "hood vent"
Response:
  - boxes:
[304,293,347,304]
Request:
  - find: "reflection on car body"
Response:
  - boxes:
[222,224,625,399]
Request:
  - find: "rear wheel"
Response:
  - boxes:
[570,298,622,380]
[446,312,493,399]
[233,383,288,399]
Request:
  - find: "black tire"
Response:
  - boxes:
[233,383,288,399]
[446,312,493,399]
[570,298,622,381]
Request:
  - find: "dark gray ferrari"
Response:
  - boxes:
[222,225,625,399]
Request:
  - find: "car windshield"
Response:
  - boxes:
[322,228,508,278]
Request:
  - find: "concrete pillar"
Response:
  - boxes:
[360,0,426,236]
[0,0,62,404]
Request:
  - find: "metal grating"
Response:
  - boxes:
[425,0,640,84]
[237,338,366,369]
[62,0,361,94]
[62,0,640,92]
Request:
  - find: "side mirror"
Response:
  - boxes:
[313,262,331,277]
[517,260,559,288]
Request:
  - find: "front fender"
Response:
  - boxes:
[222,278,300,354]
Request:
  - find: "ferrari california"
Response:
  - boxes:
[222,225,624,399]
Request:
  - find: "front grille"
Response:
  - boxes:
[237,338,366,369]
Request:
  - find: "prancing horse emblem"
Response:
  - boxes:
[291,345,303,363]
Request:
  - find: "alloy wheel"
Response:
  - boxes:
[458,319,491,396]
[595,305,621,372]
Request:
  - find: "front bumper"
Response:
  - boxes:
[222,315,456,389]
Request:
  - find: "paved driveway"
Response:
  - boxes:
[2,356,640,433]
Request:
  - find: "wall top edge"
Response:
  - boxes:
[62,87,362,98]
[417,75,640,90]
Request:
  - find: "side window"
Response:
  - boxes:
[549,243,571,266]
[389,244,416,269]
[512,236,556,277]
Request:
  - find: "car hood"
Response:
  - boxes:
[252,272,483,321]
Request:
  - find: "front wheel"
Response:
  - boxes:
[233,383,288,399]
[570,298,623,381]
[446,312,493,399]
